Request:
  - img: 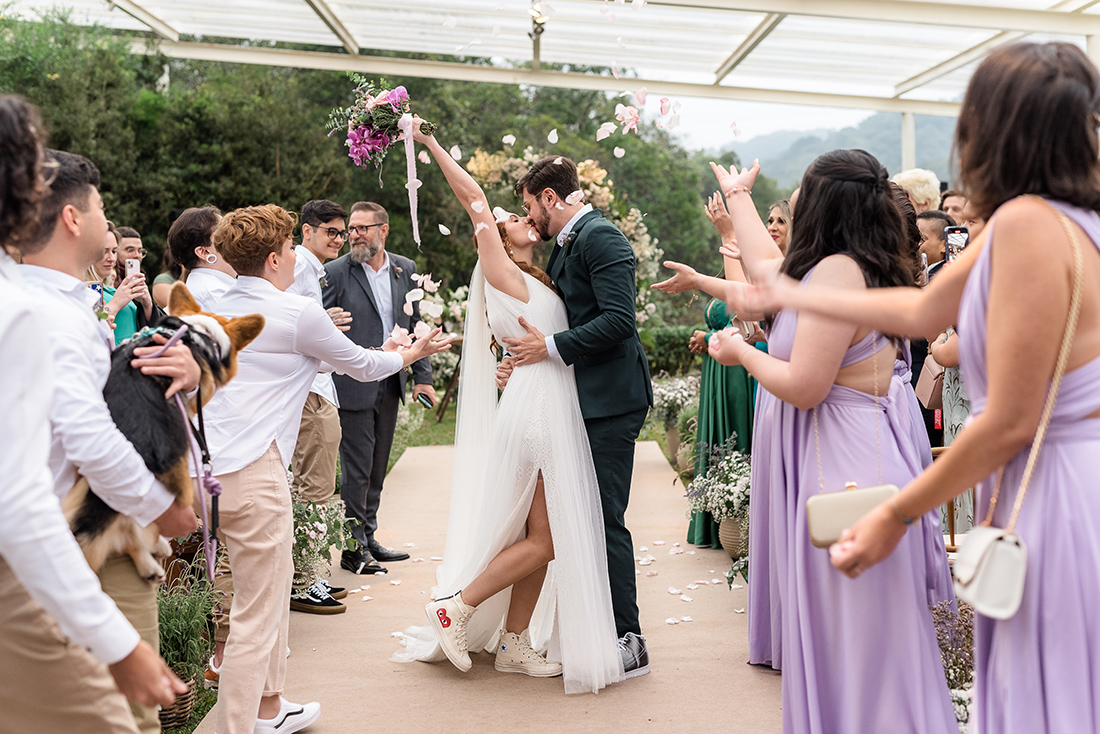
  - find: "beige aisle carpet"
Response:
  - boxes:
[196,441,781,733]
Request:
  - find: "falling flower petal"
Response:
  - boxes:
[422,301,444,319]
[492,206,513,223]
[418,150,431,165]
[617,36,626,49]
[474,222,489,234]
[492,24,502,36]
[615,103,640,134]
[438,224,451,236]
[666,115,681,130]
[413,321,431,339]
[527,229,538,242]
[406,288,425,303]
[614,147,625,158]
[660,97,672,115]
[634,87,647,106]
[547,129,559,144]
[680,594,693,602]
[553,156,563,165]
[565,190,584,205]
[600,1,609,13]
[596,121,617,141]
[667,586,681,595]
[502,134,516,146]
[730,122,741,136]
[672,100,682,113]
[449,145,462,160]
[470,201,485,213]
[402,302,414,316]
[443,15,457,27]
[391,324,413,345]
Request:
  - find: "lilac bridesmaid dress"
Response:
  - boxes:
[747,265,957,733]
[958,201,1100,734]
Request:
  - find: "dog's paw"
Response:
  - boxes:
[133,552,167,583]
[152,537,173,559]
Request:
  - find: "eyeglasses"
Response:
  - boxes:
[317,226,349,242]
[348,223,385,236]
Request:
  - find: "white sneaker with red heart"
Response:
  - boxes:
[425,591,476,672]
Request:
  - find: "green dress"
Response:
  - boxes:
[687,299,759,547]
[103,286,138,344]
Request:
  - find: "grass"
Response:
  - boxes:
[408,401,457,447]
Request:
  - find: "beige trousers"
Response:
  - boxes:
[0,557,139,734]
[97,555,161,734]
[291,392,341,504]
[211,442,293,734]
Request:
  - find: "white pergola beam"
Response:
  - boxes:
[894,0,1100,97]
[134,39,961,117]
[640,0,1100,35]
[304,0,359,55]
[714,13,786,83]
[108,0,179,42]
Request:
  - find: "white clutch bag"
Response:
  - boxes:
[952,526,1027,619]
[806,482,899,548]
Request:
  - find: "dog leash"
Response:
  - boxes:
[135,324,222,583]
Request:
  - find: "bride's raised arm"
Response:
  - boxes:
[410,118,527,301]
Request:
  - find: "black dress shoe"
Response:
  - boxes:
[367,538,410,562]
[340,548,388,575]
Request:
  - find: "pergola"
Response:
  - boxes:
[12,0,1100,166]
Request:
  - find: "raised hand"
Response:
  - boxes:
[108,273,145,313]
[719,242,741,261]
[403,326,454,366]
[650,261,700,295]
[410,115,435,145]
[710,159,760,198]
[704,191,735,242]
[500,317,547,367]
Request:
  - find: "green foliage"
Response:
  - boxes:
[640,325,700,376]
[157,561,216,683]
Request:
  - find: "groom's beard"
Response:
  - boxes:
[533,210,553,242]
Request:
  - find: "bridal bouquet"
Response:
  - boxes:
[327,73,436,246]
[327,74,436,169]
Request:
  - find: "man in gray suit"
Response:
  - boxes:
[322,202,435,575]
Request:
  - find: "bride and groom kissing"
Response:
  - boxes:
[391,122,653,693]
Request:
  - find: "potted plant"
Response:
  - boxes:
[686,435,751,577]
[651,374,699,463]
[157,559,216,729]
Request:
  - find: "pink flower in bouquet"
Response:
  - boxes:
[346,126,392,167]
[388,86,409,112]
[615,104,640,134]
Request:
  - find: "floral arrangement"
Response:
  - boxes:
[291,495,357,590]
[651,374,699,429]
[686,435,750,523]
[327,74,435,169]
[930,600,974,731]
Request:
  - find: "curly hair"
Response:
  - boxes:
[0,96,49,255]
[213,204,298,277]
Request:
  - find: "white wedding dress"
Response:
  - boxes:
[391,264,623,694]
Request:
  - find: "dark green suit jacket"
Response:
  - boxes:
[546,209,653,420]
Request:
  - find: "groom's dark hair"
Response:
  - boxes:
[515,156,581,202]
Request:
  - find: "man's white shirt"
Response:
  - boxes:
[287,245,339,408]
[362,251,395,337]
[544,203,593,361]
[184,267,236,313]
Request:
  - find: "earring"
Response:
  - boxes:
[205,253,218,264]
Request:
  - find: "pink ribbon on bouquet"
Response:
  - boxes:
[397,113,422,249]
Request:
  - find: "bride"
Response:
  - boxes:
[390,120,623,694]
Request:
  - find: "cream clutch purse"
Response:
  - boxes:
[806,482,900,548]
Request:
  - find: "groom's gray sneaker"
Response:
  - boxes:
[618,632,649,679]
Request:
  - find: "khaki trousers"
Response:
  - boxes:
[0,557,139,734]
[211,442,293,734]
[97,555,161,734]
[290,392,341,504]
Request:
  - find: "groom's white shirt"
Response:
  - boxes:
[544,203,593,362]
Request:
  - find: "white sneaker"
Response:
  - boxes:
[425,591,476,672]
[495,630,562,678]
[253,697,320,734]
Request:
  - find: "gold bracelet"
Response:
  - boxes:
[892,497,916,526]
[725,186,752,196]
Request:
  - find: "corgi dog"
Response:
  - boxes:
[63,283,264,581]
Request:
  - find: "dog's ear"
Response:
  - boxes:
[169,283,202,317]
[224,314,264,352]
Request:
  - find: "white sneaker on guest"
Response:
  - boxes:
[495,630,562,677]
[253,697,320,734]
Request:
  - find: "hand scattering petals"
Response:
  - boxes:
[613,147,625,158]
[470,201,485,213]
[565,190,585,205]
[449,145,462,160]
[418,150,431,165]
[547,129,559,144]
[502,134,516,146]
[438,224,451,236]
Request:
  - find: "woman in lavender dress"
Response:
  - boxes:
[655,150,956,733]
[753,42,1100,734]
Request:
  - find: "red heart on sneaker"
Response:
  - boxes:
[437,609,452,628]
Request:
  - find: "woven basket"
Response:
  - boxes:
[158,677,196,730]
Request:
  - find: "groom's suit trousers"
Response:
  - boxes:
[585,407,649,638]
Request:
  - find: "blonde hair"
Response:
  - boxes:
[889,169,941,210]
[213,204,298,277]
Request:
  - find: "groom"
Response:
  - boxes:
[502,156,654,678]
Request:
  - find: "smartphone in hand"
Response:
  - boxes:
[416,393,434,409]
[944,226,969,262]
[125,258,141,278]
